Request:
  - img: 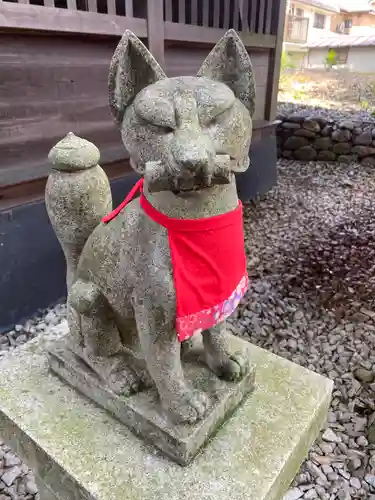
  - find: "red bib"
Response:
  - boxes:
[102,179,248,342]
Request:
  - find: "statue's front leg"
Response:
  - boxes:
[202,322,250,382]
[134,295,208,424]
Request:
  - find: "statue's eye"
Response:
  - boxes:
[159,126,174,134]
[150,124,174,134]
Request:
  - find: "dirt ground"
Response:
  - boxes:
[278,68,375,113]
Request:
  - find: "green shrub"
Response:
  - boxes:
[324,49,338,69]
[281,50,296,71]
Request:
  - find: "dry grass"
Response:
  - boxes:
[278,68,375,113]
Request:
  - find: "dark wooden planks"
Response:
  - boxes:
[0,33,131,187]
[125,0,133,17]
[264,0,273,34]
[164,0,173,21]
[164,22,276,48]
[0,2,147,36]
[146,0,165,66]
[250,0,257,32]
[0,159,132,211]
[87,0,97,13]
[257,0,265,33]
[107,0,116,16]
[165,45,270,120]
[233,0,240,31]
[179,0,185,23]
[66,0,78,10]
[213,0,220,28]
[266,0,287,119]
[190,0,198,24]
[241,0,249,32]
[202,0,209,26]
[223,0,230,28]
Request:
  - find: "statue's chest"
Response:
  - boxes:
[103,180,248,342]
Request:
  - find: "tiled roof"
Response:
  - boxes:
[339,0,373,12]
[297,0,341,12]
[307,34,375,47]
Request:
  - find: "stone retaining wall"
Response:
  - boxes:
[276,114,375,165]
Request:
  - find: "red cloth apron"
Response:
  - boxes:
[102,179,248,342]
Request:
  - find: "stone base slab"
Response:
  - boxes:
[0,333,333,500]
[47,335,256,465]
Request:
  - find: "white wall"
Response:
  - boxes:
[307,46,375,72]
[350,26,375,36]
[293,2,335,42]
[347,46,375,72]
[307,48,330,68]
[288,51,308,69]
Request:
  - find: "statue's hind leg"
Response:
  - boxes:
[68,279,146,395]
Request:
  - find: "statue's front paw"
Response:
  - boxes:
[211,351,250,382]
[205,338,250,382]
[163,388,209,425]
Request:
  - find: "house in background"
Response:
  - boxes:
[284,0,340,68]
[332,0,375,36]
[307,34,375,71]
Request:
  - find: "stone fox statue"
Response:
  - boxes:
[46,29,255,425]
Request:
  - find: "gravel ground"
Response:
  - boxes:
[278,101,375,125]
[2,159,375,499]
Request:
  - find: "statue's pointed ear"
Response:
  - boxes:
[197,29,256,117]
[108,30,167,124]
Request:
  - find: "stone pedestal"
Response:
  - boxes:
[0,332,333,500]
[48,335,256,465]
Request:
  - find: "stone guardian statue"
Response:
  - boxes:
[46,29,256,464]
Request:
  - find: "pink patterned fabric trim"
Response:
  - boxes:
[176,274,249,342]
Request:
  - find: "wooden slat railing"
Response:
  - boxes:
[0,0,147,36]
[0,0,280,41]
[0,0,286,121]
[0,0,137,16]
[161,0,279,36]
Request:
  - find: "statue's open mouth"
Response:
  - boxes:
[145,155,237,194]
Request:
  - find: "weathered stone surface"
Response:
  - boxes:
[48,132,100,171]
[354,131,373,146]
[333,142,352,155]
[337,154,357,164]
[361,156,375,167]
[314,117,329,128]
[332,129,352,142]
[303,119,320,132]
[283,150,294,159]
[353,126,363,135]
[45,29,257,443]
[294,129,316,138]
[0,334,333,500]
[48,335,255,465]
[287,114,306,123]
[339,120,355,130]
[282,122,301,130]
[294,146,317,161]
[352,146,375,157]
[45,133,112,289]
[368,421,375,444]
[321,125,334,137]
[314,137,332,150]
[284,136,309,150]
[317,150,336,161]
